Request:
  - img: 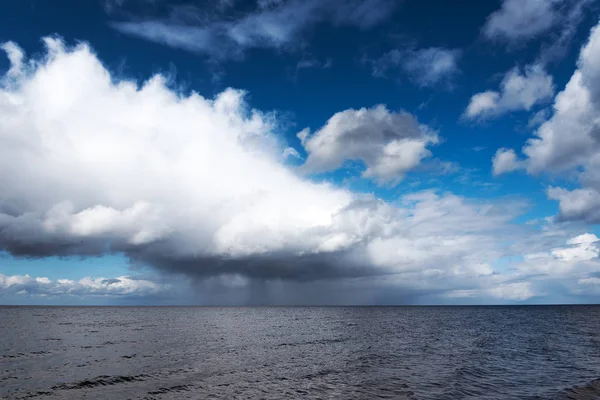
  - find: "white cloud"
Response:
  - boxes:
[482,0,595,64]
[0,274,169,297]
[488,282,535,301]
[0,38,353,262]
[492,20,600,224]
[110,0,395,59]
[298,105,439,185]
[2,37,600,304]
[551,233,599,261]
[492,148,524,176]
[282,146,301,159]
[402,48,461,87]
[464,91,499,118]
[0,42,24,78]
[517,232,600,276]
[465,64,554,119]
[579,277,600,285]
[295,58,332,72]
[372,47,461,88]
[447,282,535,301]
[527,108,551,128]
[0,37,517,299]
[483,0,563,42]
[547,187,600,223]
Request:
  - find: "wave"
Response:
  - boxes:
[50,374,149,390]
[560,378,600,400]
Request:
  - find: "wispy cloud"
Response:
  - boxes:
[483,0,596,63]
[483,0,565,42]
[109,0,396,60]
[371,47,461,88]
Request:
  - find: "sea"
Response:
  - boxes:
[2,306,600,399]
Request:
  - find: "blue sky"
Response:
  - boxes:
[1,0,600,305]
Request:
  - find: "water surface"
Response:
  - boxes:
[2,306,600,399]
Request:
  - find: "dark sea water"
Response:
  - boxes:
[2,306,600,399]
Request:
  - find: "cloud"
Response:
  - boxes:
[492,148,524,176]
[483,0,564,42]
[296,58,332,70]
[109,0,396,60]
[465,64,555,119]
[0,42,24,78]
[527,108,551,128]
[282,146,301,159]
[519,232,600,273]
[3,36,600,304]
[521,20,600,173]
[547,187,600,223]
[0,274,170,298]
[0,38,479,285]
[372,47,461,88]
[491,20,600,224]
[446,282,534,301]
[297,105,439,185]
[551,232,599,261]
[537,0,596,64]
[482,0,596,63]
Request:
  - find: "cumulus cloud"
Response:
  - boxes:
[297,105,439,185]
[465,64,555,119]
[3,36,599,304]
[0,38,478,284]
[547,187,600,223]
[372,47,461,88]
[492,20,600,224]
[523,22,600,173]
[109,0,396,60]
[492,148,524,176]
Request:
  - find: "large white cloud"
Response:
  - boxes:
[2,37,600,304]
[492,20,600,224]
[0,38,356,262]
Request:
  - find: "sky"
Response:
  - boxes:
[1,0,600,305]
